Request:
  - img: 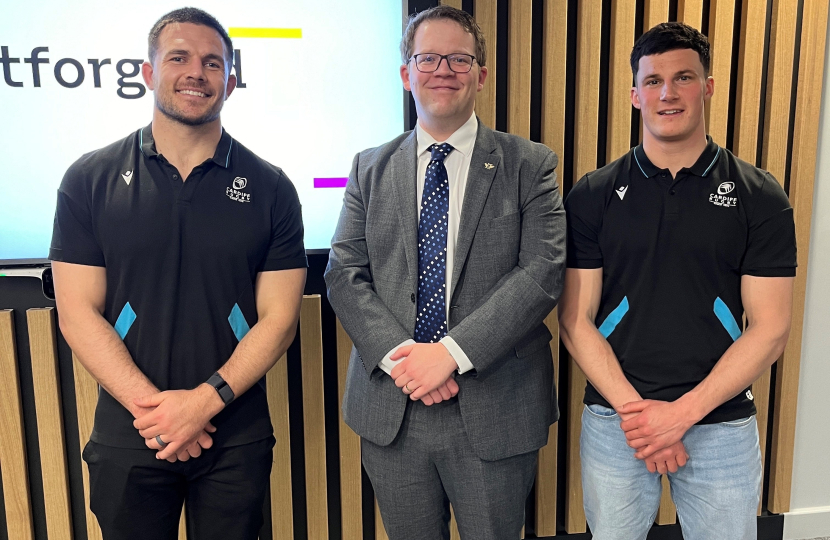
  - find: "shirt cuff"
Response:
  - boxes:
[377,339,416,376]
[441,336,474,374]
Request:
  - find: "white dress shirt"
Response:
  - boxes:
[377,113,478,376]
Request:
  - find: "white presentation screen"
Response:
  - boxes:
[0,1,405,262]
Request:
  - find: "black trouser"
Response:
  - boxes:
[83,436,275,540]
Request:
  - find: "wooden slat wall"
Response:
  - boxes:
[71,353,102,540]
[707,0,737,145]
[299,295,328,540]
[475,0,497,129]
[733,0,767,163]
[0,311,34,540]
[769,0,830,514]
[267,352,293,538]
[336,321,362,539]
[508,0,533,138]
[27,308,72,540]
[607,0,637,162]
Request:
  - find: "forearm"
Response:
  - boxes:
[214,313,298,398]
[60,308,157,417]
[559,319,641,411]
[678,322,789,423]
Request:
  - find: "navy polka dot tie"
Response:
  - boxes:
[415,143,453,343]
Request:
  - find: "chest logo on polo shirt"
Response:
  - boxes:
[226,177,251,203]
[616,185,628,200]
[709,181,738,207]
[121,170,133,186]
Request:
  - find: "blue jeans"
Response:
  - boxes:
[581,404,762,540]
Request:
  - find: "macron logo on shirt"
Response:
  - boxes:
[616,185,628,200]
[122,170,133,186]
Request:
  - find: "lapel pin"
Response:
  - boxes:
[484,163,494,170]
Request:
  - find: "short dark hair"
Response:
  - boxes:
[630,22,711,79]
[401,5,487,68]
[148,7,234,68]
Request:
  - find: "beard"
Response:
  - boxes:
[154,90,224,127]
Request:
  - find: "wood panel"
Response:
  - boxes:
[300,295,328,539]
[644,0,669,29]
[336,320,362,539]
[72,353,102,540]
[756,3,797,514]
[474,0,497,129]
[267,352,293,538]
[752,366,772,514]
[607,0,637,163]
[678,0,705,28]
[762,0,798,183]
[706,0,736,145]
[178,507,186,540]
[567,2,603,532]
[733,0,768,163]
[441,0,463,9]
[27,308,72,540]
[507,0,533,138]
[0,310,34,540]
[375,498,388,540]
[450,506,461,540]
[534,309,560,536]
[656,476,676,525]
[769,0,830,513]
[541,0,568,184]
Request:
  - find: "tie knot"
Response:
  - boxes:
[429,143,454,163]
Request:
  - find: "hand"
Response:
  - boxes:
[642,441,689,474]
[618,399,695,459]
[133,385,224,461]
[146,424,216,462]
[419,377,460,406]
[390,342,458,401]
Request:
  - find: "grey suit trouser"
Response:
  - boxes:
[362,398,538,540]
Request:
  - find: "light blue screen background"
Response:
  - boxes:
[0,1,404,260]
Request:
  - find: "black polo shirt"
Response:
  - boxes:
[565,138,796,423]
[50,124,307,448]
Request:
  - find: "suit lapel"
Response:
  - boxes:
[391,131,419,278]
[451,124,500,294]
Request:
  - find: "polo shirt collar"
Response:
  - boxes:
[416,113,478,159]
[138,123,235,169]
[633,136,721,178]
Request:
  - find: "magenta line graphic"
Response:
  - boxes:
[314,177,348,188]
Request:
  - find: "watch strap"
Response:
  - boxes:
[206,372,235,405]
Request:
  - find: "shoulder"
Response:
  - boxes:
[231,138,290,187]
[60,130,140,195]
[358,131,413,162]
[489,128,556,166]
[717,147,782,193]
[566,150,632,204]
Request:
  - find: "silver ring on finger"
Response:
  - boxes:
[155,435,168,447]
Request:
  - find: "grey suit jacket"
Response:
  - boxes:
[325,122,566,461]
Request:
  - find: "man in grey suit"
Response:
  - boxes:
[325,6,565,539]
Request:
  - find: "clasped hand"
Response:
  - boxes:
[132,385,223,462]
[618,399,694,474]
[390,342,459,405]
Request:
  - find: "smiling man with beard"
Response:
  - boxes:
[49,8,307,539]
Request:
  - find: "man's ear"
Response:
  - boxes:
[141,61,156,90]
[400,63,412,92]
[225,73,237,100]
[630,86,641,110]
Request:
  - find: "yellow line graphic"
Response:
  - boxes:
[228,28,302,39]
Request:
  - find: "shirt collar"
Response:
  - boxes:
[633,136,721,178]
[416,113,478,159]
[138,123,235,169]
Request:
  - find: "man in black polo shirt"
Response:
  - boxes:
[49,8,306,539]
[559,23,795,540]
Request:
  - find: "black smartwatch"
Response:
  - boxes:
[206,372,235,405]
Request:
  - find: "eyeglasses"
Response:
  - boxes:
[409,53,477,73]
